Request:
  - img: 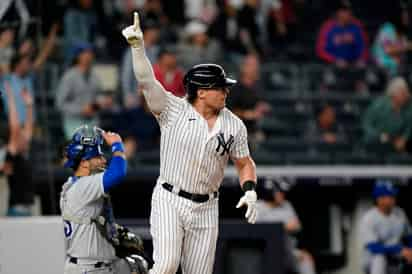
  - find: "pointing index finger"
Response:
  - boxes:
[134,12,140,31]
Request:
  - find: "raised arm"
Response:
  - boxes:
[122,12,168,114]
[4,82,20,154]
[20,88,33,142]
[33,23,59,71]
[101,130,127,193]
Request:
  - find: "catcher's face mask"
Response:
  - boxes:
[64,125,105,169]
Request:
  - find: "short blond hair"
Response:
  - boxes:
[386,77,410,96]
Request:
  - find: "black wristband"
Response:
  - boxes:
[242,180,256,192]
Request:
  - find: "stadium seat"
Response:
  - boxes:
[311,142,353,155]
[334,151,383,165]
[362,66,387,93]
[285,152,331,165]
[385,154,412,165]
[251,149,285,165]
[261,63,300,92]
[259,117,303,138]
[261,137,310,154]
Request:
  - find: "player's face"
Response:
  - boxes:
[88,155,107,174]
[377,195,396,212]
[200,87,229,110]
[274,191,285,205]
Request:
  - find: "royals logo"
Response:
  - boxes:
[216,132,234,156]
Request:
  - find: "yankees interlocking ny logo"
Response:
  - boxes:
[216,132,234,156]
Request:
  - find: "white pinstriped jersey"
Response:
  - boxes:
[154,91,250,194]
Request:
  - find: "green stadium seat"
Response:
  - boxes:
[385,154,412,165]
[261,137,309,153]
[334,151,383,165]
[261,63,300,92]
[260,118,303,138]
[251,149,284,165]
[285,152,331,165]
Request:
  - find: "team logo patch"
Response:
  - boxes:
[216,132,234,156]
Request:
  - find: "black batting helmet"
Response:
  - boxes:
[183,64,236,102]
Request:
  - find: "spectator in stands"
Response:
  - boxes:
[177,20,222,70]
[17,23,59,73]
[266,0,300,58]
[227,54,271,147]
[63,0,98,64]
[56,43,102,139]
[142,0,169,26]
[208,1,247,63]
[0,92,9,216]
[3,81,34,216]
[121,18,161,109]
[153,48,185,97]
[184,0,217,23]
[305,104,347,144]
[372,6,412,76]
[0,28,15,76]
[102,92,160,161]
[256,179,317,274]
[238,0,263,55]
[316,1,368,67]
[359,180,412,274]
[362,77,412,152]
[1,54,35,126]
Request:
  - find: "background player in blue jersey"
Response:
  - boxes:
[359,180,412,274]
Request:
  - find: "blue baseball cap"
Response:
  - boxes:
[373,180,398,199]
[71,42,94,58]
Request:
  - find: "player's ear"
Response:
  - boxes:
[197,89,207,99]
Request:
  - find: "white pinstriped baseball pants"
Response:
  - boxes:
[149,184,219,274]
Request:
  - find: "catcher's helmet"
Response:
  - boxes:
[183,64,236,98]
[373,180,398,199]
[64,125,104,168]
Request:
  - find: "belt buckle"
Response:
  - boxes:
[172,185,180,195]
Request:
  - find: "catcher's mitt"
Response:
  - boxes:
[115,224,145,258]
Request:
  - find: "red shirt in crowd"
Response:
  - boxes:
[153,64,186,97]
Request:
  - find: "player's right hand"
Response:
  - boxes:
[102,131,123,146]
[122,12,144,48]
[236,190,257,224]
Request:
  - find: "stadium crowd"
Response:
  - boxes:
[2,2,412,274]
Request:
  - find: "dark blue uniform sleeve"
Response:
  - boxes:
[366,242,402,255]
[103,156,127,193]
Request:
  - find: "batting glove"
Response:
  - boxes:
[122,12,144,48]
[236,190,257,224]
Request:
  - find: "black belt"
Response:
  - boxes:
[69,257,111,268]
[162,183,218,203]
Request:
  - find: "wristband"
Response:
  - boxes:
[242,180,256,192]
[111,142,125,153]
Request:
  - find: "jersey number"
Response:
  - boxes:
[64,220,73,238]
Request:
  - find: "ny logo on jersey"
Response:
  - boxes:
[216,132,234,156]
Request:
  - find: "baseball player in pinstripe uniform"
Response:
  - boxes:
[359,180,412,274]
[122,12,258,274]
